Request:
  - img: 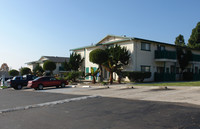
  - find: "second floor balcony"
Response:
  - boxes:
[190,54,200,62]
[155,50,177,62]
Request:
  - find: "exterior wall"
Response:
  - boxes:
[85,47,99,80]
[53,63,62,75]
[27,63,38,71]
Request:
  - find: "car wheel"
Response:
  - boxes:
[61,83,65,88]
[38,84,43,90]
[17,85,22,90]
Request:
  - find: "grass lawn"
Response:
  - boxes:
[134,81,200,86]
[0,86,8,89]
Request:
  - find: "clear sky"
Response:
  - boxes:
[0,0,200,70]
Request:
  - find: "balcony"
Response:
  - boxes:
[190,54,200,62]
[155,50,177,62]
[59,66,65,71]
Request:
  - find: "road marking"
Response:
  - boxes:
[0,95,101,114]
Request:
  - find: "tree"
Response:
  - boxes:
[85,67,99,84]
[188,22,200,49]
[9,69,19,76]
[20,67,31,75]
[33,64,44,76]
[43,60,56,75]
[62,60,71,71]
[68,52,84,71]
[89,49,108,82]
[102,45,130,84]
[175,34,185,46]
[176,47,192,80]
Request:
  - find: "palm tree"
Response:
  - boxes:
[85,67,99,84]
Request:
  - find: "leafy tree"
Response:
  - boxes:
[62,60,71,71]
[176,47,192,79]
[89,49,108,82]
[68,52,84,71]
[175,34,185,46]
[43,60,56,75]
[102,45,130,84]
[9,69,19,76]
[33,64,44,76]
[188,22,200,49]
[20,67,31,75]
[85,67,99,84]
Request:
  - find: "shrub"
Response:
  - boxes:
[20,67,31,75]
[122,71,151,82]
[43,60,56,75]
[183,72,193,81]
[9,69,19,76]
[65,71,83,82]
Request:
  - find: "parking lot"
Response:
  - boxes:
[1,85,200,129]
[37,85,200,106]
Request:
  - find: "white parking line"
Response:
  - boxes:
[0,95,101,114]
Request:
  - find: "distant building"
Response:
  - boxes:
[26,56,69,75]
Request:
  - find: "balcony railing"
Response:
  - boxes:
[190,54,200,62]
[59,67,65,71]
[155,50,177,60]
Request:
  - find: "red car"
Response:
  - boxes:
[27,76,68,90]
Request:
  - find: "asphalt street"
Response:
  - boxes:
[0,88,200,129]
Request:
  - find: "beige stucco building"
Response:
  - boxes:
[26,56,69,75]
[71,35,200,82]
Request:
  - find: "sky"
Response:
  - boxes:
[0,0,200,70]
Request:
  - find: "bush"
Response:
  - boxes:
[9,69,19,76]
[183,72,193,81]
[122,71,151,82]
[20,67,31,75]
[65,71,83,82]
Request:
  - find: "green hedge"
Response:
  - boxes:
[122,71,151,82]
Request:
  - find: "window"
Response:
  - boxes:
[157,45,165,51]
[141,66,150,72]
[141,42,151,51]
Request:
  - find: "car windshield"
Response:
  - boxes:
[12,77,21,80]
[33,77,42,81]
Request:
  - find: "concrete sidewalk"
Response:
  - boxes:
[38,85,200,106]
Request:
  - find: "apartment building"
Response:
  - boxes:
[26,56,69,75]
[71,35,200,82]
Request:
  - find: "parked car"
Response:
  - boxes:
[0,77,13,86]
[27,76,68,90]
[10,75,37,90]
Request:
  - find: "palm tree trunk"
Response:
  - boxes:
[92,76,96,84]
[99,65,103,82]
